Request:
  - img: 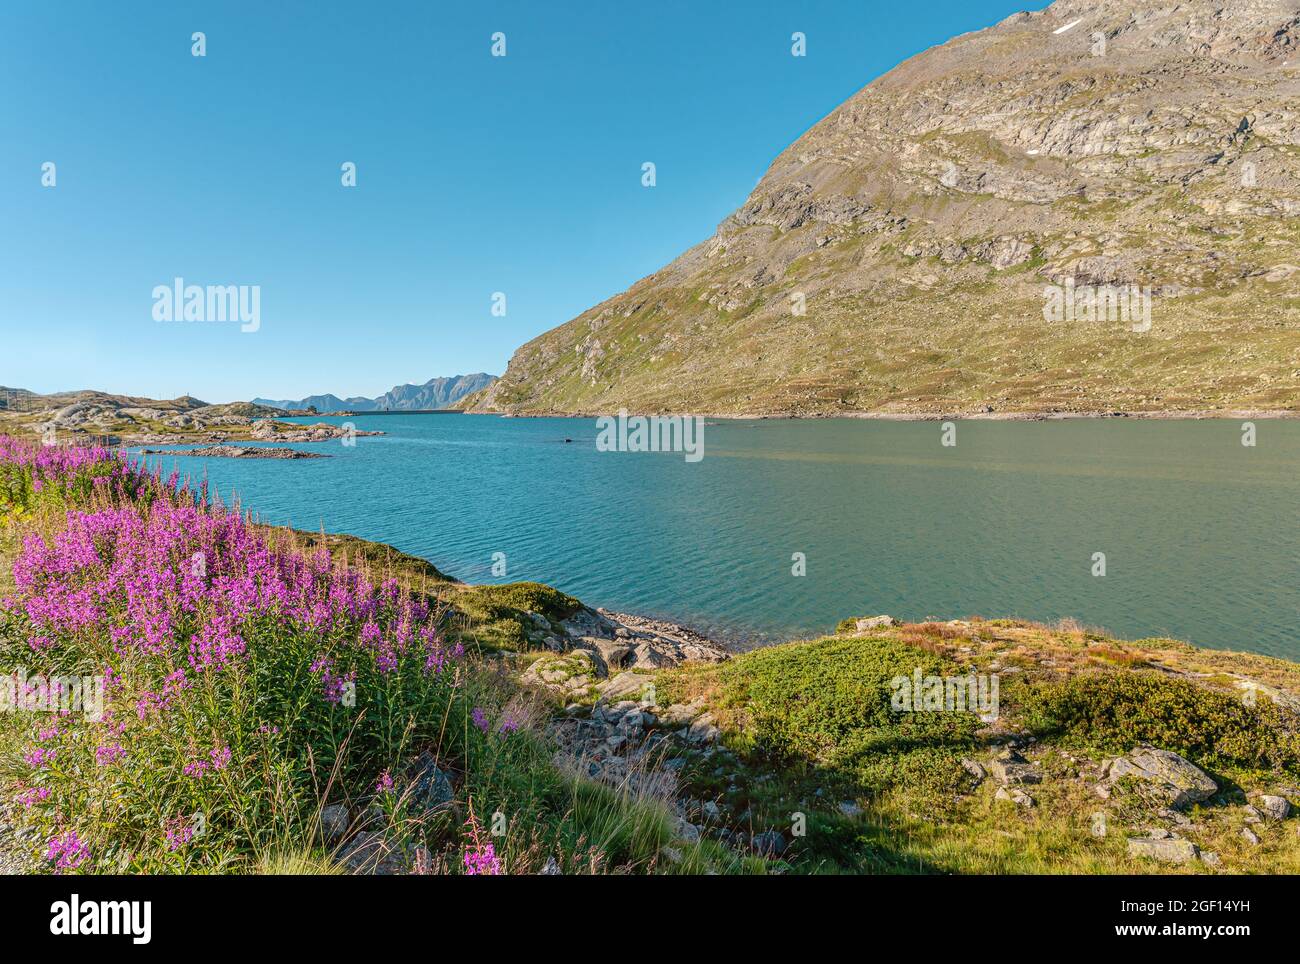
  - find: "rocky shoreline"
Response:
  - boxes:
[139,445,330,459]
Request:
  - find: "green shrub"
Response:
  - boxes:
[1019,671,1300,775]
[706,636,983,793]
[457,582,582,624]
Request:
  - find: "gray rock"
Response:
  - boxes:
[990,750,1041,786]
[1255,794,1291,822]
[338,831,406,874]
[752,830,787,857]
[539,856,562,875]
[1241,827,1261,846]
[1200,851,1222,868]
[1127,836,1200,863]
[320,804,349,845]
[686,713,721,744]
[838,800,864,818]
[960,758,987,782]
[409,752,455,811]
[659,700,707,726]
[1103,747,1217,810]
[853,615,899,632]
[995,786,1035,807]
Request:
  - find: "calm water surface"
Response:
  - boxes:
[142,416,1300,658]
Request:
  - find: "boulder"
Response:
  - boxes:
[1102,747,1217,810]
[320,804,349,845]
[752,830,787,857]
[409,752,455,811]
[1254,794,1291,822]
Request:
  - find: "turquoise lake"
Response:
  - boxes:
[142,415,1300,658]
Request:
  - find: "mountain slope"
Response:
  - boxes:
[474,0,1300,417]
[256,373,496,412]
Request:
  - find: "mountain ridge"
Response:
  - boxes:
[472,0,1300,417]
[256,373,496,413]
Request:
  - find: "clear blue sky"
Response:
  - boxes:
[1,0,1038,403]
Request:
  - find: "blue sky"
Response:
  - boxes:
[1,0,1039,402]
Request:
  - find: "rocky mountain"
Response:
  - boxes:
[257,373,496,413]
[473,0,1300,417]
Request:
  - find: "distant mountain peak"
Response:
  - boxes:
[254,373,497,413]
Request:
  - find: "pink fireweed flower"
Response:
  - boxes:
[18,786,51,808]
[209,744,232,771]
[471,707,489,733]
[95,743,126,766]
[164,817,195,852]
[498,712,521,735]
[375,769,394,793]
[24,746,56,767]
[463,841,502,875]
[46,830,88,872]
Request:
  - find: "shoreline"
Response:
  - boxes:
[464,407,1300,422]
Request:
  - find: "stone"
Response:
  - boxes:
[1156,808,1193,828]
[632,644,676,669]
[1103,747,1217,810]
[409,752,455,811]
[1241,827,1261,846]
[989,750,1041,786]
[960,758,987,781]
[752,830,787,857]
[1127,836,1199,863]
[995,786,1035,807]
[1200,851,1222,868]
[1255,794,1291,821]
[687,713,721,744]
[539,856,562,875]
[854,615,899,632]
[320,804,349,845]
[338,831,406,875]
[660,700,708,726]
[595,670,650,701]
[674,818,701,843]
[838,800,864,818]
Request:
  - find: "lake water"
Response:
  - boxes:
[141,415,1300,658]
